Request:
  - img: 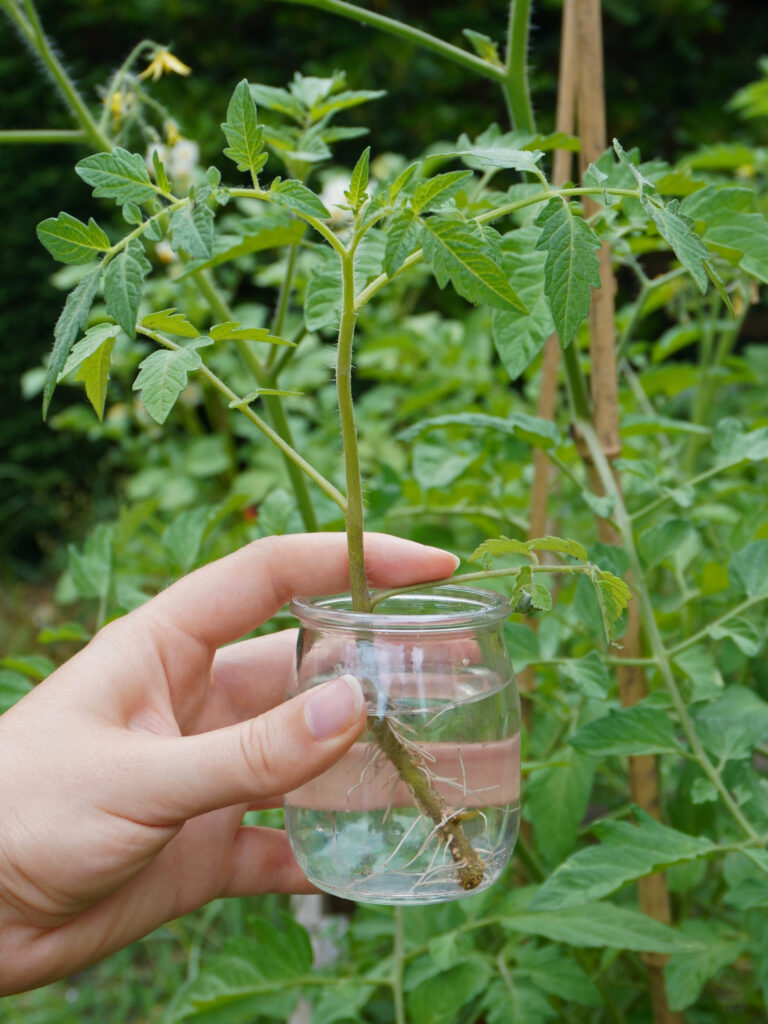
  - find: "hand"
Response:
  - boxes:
[0,532,458,994]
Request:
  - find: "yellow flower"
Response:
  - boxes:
[104,90,135,119]
[164,119,181,145]
[138,49,192,83]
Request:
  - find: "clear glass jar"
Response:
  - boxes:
[284,586,521,905]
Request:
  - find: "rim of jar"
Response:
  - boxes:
[290,585,511,633]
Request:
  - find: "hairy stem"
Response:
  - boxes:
[504,0,535,131]
[369,717,485,891]
[272,0,505,84]
[14,0,110,151]
[337,249,370,610]
[392,907,406,1024]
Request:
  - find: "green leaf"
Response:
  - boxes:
[707,617,762,656]
[638,518,696,568]
[75,147,157,205]
[411,170,473,214]
[462,28,503,66]
[729,539,768,597]
[481,977,556,1024]
[724,876,768,910]
[512,945,602,1006]
[344,146,371,212]
[492,227,554,380]
[389,161,421,201]
[0,669,33,713]
[681,185,768,284]
[248,83,305,122]
[37,212,111,265]
[104,238,151,336]
[271,178,331,220]
[406,960,491,1024]
[73,332,115,421]
[384,210,421,276]
[612,138,657,192]
[527,747,595,866]
[152,149,172,194]
[180,209,306,275]
[141,309,199,338]
[691,686,768,761]
[412,438,476,490]
[664,922,747,1012]
[164,918,312,1023]
[449,144,544,175]
[592,569,632,643]
[561,651,612,698]
[530,810,718,911]
[60,323,120,378]
[170,203,215,259]
[221,79,266,183]
[570,703,681,757]
[164,507,210,574]
[228,387,304,408]
[0,654,55,681]
[535,198,601,346]
[311,982,372,1024]
[305,264,342,331]
[209,321,293,346]
[132,347,202,424]
[641,195,710,293]
[67,523,114,600]
[311,87,386,121]
[533,536,589,561]
[37,622,90,644]
[398,410,561,448]
[43,264,101,418]
[502,901,701,953]
[469,535,533,561]
[421,216,526,312]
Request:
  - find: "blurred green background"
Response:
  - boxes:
[1,0,767,582]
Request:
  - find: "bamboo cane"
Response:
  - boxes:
[573,2,683,1020]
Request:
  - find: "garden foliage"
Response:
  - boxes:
[2,0,768,1020]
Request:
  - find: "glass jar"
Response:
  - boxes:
[285,586,521,905]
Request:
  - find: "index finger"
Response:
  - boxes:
[136,532,458,650]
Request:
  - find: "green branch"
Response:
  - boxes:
[668,594,768,657]
[137,327,347,512]
[271,0,505,85]
[337,248,369,610]
[578,421,760,842]
[0,129,87,144]
[10,0,111,151]
[504,0,535,131]
[228,187,346,255]
[191,268,321,532]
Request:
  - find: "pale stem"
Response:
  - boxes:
[337,248,370,610]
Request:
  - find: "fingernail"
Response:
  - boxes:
[304,675,364,740]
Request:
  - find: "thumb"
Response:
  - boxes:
[130,675,366,823]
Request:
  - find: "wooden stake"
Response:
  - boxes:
[574,2,682,1020]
